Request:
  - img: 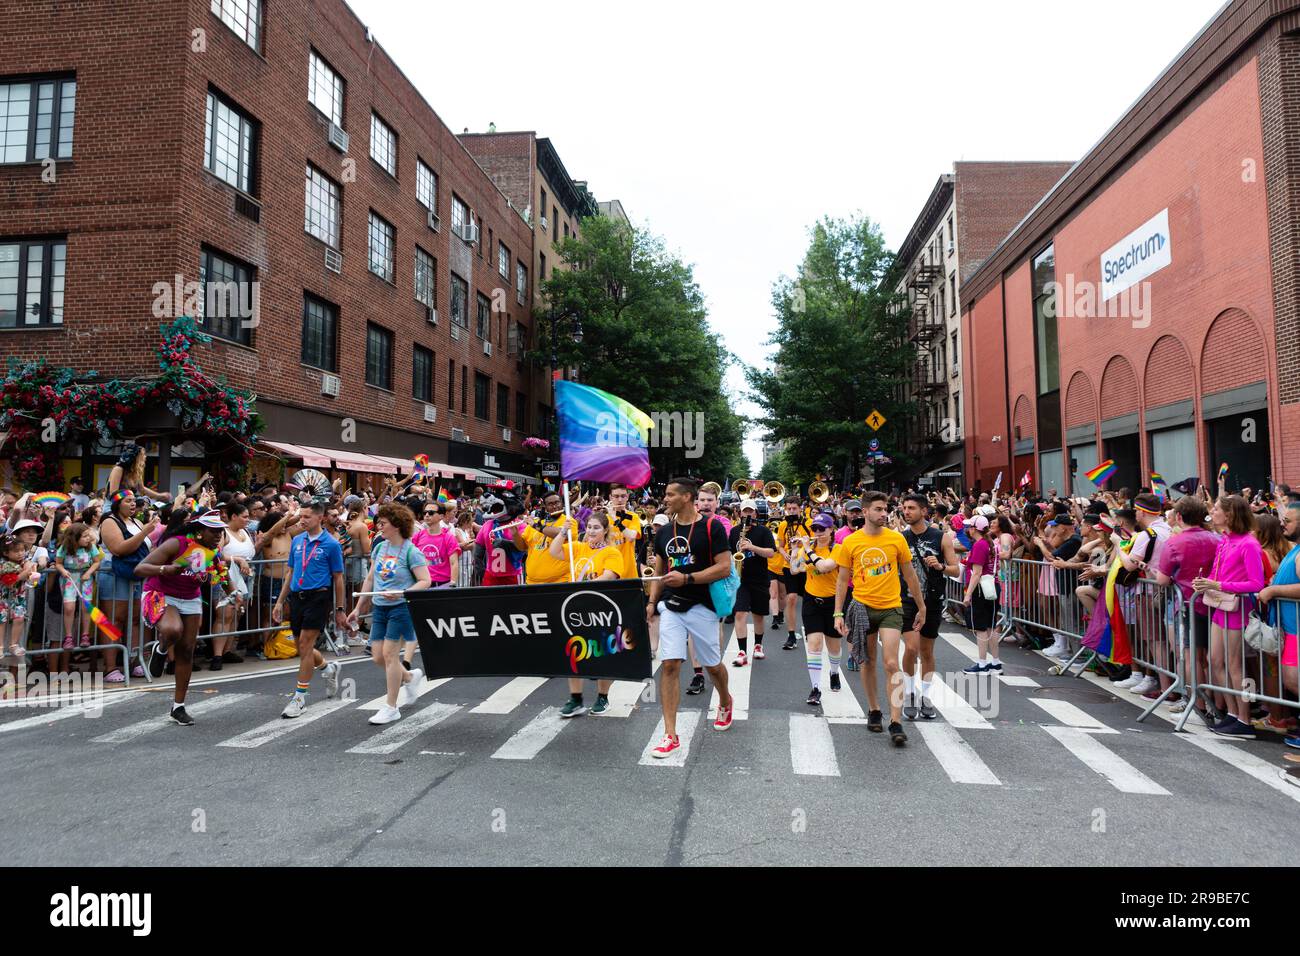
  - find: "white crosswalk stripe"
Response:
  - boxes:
[216,699,354,748]
[358,677,452,711]
[0,691,144,734]
[817,642,864,718]
[471,677,549,715]
[604,658,660,718]
[1178,734,1300,805]
[1030,698,1117,733]
[491,706,569,760]
[710,621,749,720]
[914,721,1001,785]
[1041,725,1170,794]
[927,674,993,729]
[346,701,461,754]
[638,711,701,767]
[789,714,840,776]
[90,693,255,744]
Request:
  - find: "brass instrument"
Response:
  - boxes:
[809,480,830,504]
[763,481,785,504]
[700,481,722,497]
[731,478,750,496]
[788,532,808,574]
[734,516,753,566]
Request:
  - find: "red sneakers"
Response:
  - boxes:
[714,701,734,731]
[752,644,766,660]
[650,734,681,758]
[732,651,748,667]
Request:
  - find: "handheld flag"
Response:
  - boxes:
[33,491,71,509]
[1150,472,1168,502]
[1171,476,1199,496]
[79,593,123,642]
[554,380,654,488]
[436,487,450,504]
[413,453,429,477]
[1218,461,1230,487]
[993,472,1003,493]
[1019,470,1031,489]
[1084,459,1117,485]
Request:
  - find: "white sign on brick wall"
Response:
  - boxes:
[1099,208,1171,301]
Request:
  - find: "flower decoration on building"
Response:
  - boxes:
[522,436,550,452]
[0,316,262,490]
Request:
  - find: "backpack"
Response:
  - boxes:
[704,516,740,619]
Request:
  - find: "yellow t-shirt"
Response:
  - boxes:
[803,543,840,599]
[766,517,787,573]
[834,527,912,609]
[562,542,625,582]
[519,515,579,584]
[777,515,813,568]
[607,512,643,580]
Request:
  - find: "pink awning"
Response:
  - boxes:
[260,441,333,468]
[294,446,394,475]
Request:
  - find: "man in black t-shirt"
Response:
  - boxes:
[647,477,736,758]
[728,499,776,666]
[898,494,960,721]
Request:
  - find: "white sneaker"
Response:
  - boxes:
[369,704,401,725]
[322,662,341,699]
[1131,676,1158,695]
[1048,643,1071,659]
[402,668,424,706]
[1114,673,1144,690]
[281,696,306,719]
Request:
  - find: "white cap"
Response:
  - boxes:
[10,519,43,533]
[652,513,670,527]
[740,498,758,512]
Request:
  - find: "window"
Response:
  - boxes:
[539,252,546,280]
[0,239,66,327]
[308,51,344,126]
[953,394,961,439]
[552,206,558,242]
[304,164,341,247]
[447,358,455,409]
[0,77,77,163]
[935,287,944,323]
[416,159,437,211]
[301,293,338,371]
[211,0,261,50]
[1032,244,1059,395]
[949,273,956,315]
[563,222,569,240]
[507,320,518,356]
[198,247,255,346]
[369,112,397,177]
[450,273,468,327]
[461,364,467,414]
[451,195,468,234]
[498,241,510,278]
[515,392,527,432]
[474,372,490,420]
[497,383,509,427]
[365,322,393,389]
[938,338,948,378]
[950,330,958,374]
[476,216,483,257]
[413,345,433,402]
[516,261,526,304]
[947,214,954,246]
[414,246,436,308]
[367,211,394,282]
[475,293,490,339]
[204,89,257,193]
[540,188,547,222]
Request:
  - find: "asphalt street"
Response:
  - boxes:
[3,615,1298,866]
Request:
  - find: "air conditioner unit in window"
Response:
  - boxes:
[427,210,440,232]
[327,122,349,153]
[482,340,492,357]
[321,373,341,397]
[463,221,480,245]
[324,247,343,273]
[423,403,437,423]
[451,427,466,443]
[501,428,511,443]
[426,306,437,325]
[539,215,548,232]
[450,323,461,341]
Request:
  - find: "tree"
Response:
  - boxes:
[747,215,912,489]
[540,216,747,482]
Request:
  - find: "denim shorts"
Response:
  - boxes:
[370,601,416,642]
[656,601,722,667]
[97,571,142,604]
[164,594,204,616]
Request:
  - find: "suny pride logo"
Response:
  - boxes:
[561,590,635,674]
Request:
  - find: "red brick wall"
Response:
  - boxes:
[954,161,1073,284]
[1004,261,1036,438]
[962,286,1008,488]
[1143,334,1195,407]
[459,132,535,214]
[1064,371,1097,430]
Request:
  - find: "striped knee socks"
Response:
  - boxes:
[807,651,822,688]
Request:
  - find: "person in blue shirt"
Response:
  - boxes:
[272,501,347,718]
[1258,501,1300,749]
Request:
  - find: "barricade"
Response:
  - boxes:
[1192,594,1300,733]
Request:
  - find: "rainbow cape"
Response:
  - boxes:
[1085,459,1117,485]
[79,593,123,642]
[554,380,654,488]
[1081,547,1133,665]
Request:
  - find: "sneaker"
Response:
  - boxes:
[61,635,75,651]
[753,644,766,660]
[903,693,918,721]
[867,710,884,733]
[986,660,1003,672]
[806,686,822,707]
[732,651,748,668]
[208,657,224,672]
[781,636,797,651]
[322,662,341,700]
[589,695,609,716]
[846,657,859,672]
[1131,676,1158,695]
[1107,666,1134,683]
[650,734,680,758]
[686,673,706,695]
[919,696,937,720]
[1196,706,1222,729]
[368,704,401,725]
[401,668,423,706]
[221,651,244,664]
[829,673,841,692]
[963,661,990,674]
[1113,673,1143,689]
[713,701,734,730]
[147,641,168,679]
[78,635,92,649]
[1210,716,1257,740]
[560,697,588,718]
[168,705,194,726]
[281,696,306,719]
[1284,734,1300,750]
[773,616,784,631]
[1141,684,1166,701]
[889,721,907,747]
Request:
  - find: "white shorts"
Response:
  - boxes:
[657,601,722,668]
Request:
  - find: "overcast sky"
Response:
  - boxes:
[351,0,1226,471]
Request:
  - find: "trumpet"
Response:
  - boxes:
[764,481,785,504]
[809,480,830,504]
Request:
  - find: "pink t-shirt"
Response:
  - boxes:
[412,526,459,584]
[835,525,854,545]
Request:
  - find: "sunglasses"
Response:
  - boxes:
[424,510,439,517]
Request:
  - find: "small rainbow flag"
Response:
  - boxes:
[175,539,216,575]
[437,488,449,503]
[32,491,71,508]
[413,453,429,476]
[554,380,654,488]
[1084,459,1117,485]
[1150,472,1168,501]
[1218,461,1230,486]
[79,593,122,642]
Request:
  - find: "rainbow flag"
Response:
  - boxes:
[1084,459,1117,485]
[554,380,654,488]
[33,491,71,508]
[413,453,429,476]
[175,539,216,575]
[437,488,449,503]
[1218,461,1230,486]
[1081,550,1133,665]
[1150,472,1168,501]
[79,593,123,642]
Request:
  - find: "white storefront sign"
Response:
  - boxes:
[1099,208,1171,301]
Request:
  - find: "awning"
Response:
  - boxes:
[260,441,333,468]
[924,461,963,478]
[476,466,542,487]
[291,445,394,475]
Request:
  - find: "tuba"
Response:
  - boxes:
[732,478,750,496]
[764,481,785,504]
[809,480,830,504]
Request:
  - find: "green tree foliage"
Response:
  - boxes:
[541,216,748,481]
[747,215,912,487]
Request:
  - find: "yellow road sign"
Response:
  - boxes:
[865,410,886,431]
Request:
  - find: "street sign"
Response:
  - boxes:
[539,460,560,478]
[936,471,962,477]
[868,438,880,451]
[865,410,886,431]
[917,477,933,486]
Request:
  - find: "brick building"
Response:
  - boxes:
[961,0,1300,497]
[0,0,548,492]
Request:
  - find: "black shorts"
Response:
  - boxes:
[970,584,1000,631]
[801,594,837,636]
[768,570,784,586]
[289,588,331,634]
[902,599,943,639]
[733,581,769,615]
[782,570,806,597]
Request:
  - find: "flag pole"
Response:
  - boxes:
[562,479,577,581]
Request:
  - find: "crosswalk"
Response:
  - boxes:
[6,667,1295,807]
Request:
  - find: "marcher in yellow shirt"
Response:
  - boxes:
[605,483,643,581]
[518,492,578,584]
[548,514,623,718]
[794,512,844,707]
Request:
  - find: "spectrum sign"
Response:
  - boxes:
[1099,208,1171,301]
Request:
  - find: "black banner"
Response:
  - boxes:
[407,579,652,680]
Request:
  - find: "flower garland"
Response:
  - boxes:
[0,316,262,490]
